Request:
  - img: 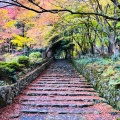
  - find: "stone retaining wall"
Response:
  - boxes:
[0,58,53,108]
[72,60,120,110]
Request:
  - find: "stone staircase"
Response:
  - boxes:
[0,60,120,120]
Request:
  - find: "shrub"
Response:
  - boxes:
[0,61,25,84]
[102,67,115,77]
[29,52,42,64]
[11,56,20,62]
[3,53,15,62]
[102,54,110,59]
[0,62,7,66]
[0,65,14,76]
[111,54,119,62]
[29,52,41,58]
[18,56,30,67]
[7,62,23,72]
[0,65,16,83]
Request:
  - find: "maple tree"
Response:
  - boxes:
[0,0,120,21]
[42,0,120,57]
[0,8,14,53]
[1,0,120,58]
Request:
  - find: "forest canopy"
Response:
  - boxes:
[1,0,120,57]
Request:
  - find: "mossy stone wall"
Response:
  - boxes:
[72,60,120,110]
[0,58,53,108]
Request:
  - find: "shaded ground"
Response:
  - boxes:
[0,60,120,120]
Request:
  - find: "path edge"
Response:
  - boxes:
[0,57,53,108]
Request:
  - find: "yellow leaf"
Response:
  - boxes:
[4,20,16,28]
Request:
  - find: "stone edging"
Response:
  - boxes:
[0,58,53,108]
[71,60,120,110]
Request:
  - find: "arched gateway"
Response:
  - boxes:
[42,40,75,59]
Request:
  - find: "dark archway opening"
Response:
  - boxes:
[50,39,75,59]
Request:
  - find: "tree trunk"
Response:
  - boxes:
[90,42,94,54]
[108,32,116,55]
[22,24,25,37]
[108,42,113,55]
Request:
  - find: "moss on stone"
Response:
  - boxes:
[0,96,6,108]
[71,59,120,110]
[116,101,120,110]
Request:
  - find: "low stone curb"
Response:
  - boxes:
[0,58,53,108]
[71,60,120,110]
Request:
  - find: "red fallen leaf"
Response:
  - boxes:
[0,60,120,120]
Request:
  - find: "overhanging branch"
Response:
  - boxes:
[111,0,120,9]
[0,5,13,8]
[0,0,120,21]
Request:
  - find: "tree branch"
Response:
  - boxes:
[28,0,46,11]
[0,5,13,8]
[111,0,120,9]
[0,0,120,21]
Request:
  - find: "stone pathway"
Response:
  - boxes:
[0,60,120,120]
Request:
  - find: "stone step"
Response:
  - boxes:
[15,113,119,120]
[39,77,60,79]
[27,86,95,90]
[27,87,96,92]
[22,91,98,96]
[36,80,88,83]
[35,82,91,85]
[20,97,105,103]
[20,114,86,120]
[19,95,105,102]
[39,77,81,80]
[21,101,94,108]
[40,76,81,78]
[20,106,101,114]
[30,84,93,88]
[36,79,85,81]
